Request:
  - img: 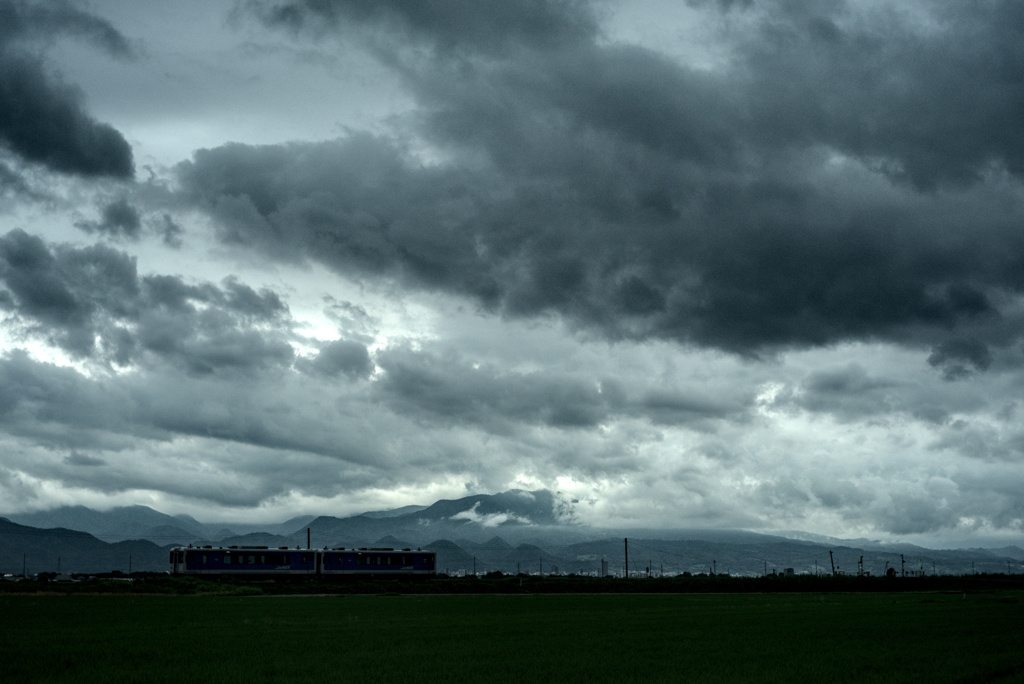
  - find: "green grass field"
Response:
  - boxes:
[2,592,1022,683]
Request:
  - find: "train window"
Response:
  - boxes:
[202,554,207,564]
[356,556,365,565]
[248,555,255,564]
[225,555,231,565]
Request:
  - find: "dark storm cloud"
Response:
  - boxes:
[639,389,743,427]
[187,0,1024,363]
[928,338,993,381]
[299,338,374,379]
[686,0,753,9]
[0,348,389,472]
[131,274,294,375]
[0,0,134,57]
[0,230,295,373]
[249,0,598,54]
[154,214,184,248]
[0,158,33,196]
[0,1,134,179]
[373,345,615,431]
[738,1,1024,190]
[0,349,141,449]
[790,364,899,422]
[0,229,138,356]
[372,344,743,433]
[75,198,143,240]
[64,451,106,467]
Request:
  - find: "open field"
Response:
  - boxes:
[2,591,1022,683]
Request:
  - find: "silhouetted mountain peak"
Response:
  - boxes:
[361,505,428,519]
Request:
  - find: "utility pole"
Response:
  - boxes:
[901,554,905,578]
[829,550,835,577]
[307,528,310,550]
[713,560,716,575]
[624,538,628,579]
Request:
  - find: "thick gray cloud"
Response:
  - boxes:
[0,0,134,56]
[0,0,134,179]
[928,338,993,381]
[249,0,599,54]
[372,344,745,434]
[0,230,294,372]
[300,338,374,379]
[175,0,1024,364]
[75,198,142,239]
[374,345,616,431]
[0,1,1022,544]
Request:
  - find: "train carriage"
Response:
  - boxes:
[321,548,436,576]
[169,546,317,576]
[170,545,436,578]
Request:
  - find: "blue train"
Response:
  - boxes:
[170,545,436,578]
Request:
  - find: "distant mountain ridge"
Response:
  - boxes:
[0,517,169,574]
[3,506,315,545]
[3,489,1023,576]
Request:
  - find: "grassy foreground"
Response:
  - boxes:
[2,592,1021,683]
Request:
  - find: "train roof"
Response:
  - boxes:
[170,545,434,552]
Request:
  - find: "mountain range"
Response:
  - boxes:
[3,489,1022,577]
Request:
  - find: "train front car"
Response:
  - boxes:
[321,548,436,577]
[169,546,318,577]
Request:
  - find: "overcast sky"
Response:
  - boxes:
[1,0,1022,548]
